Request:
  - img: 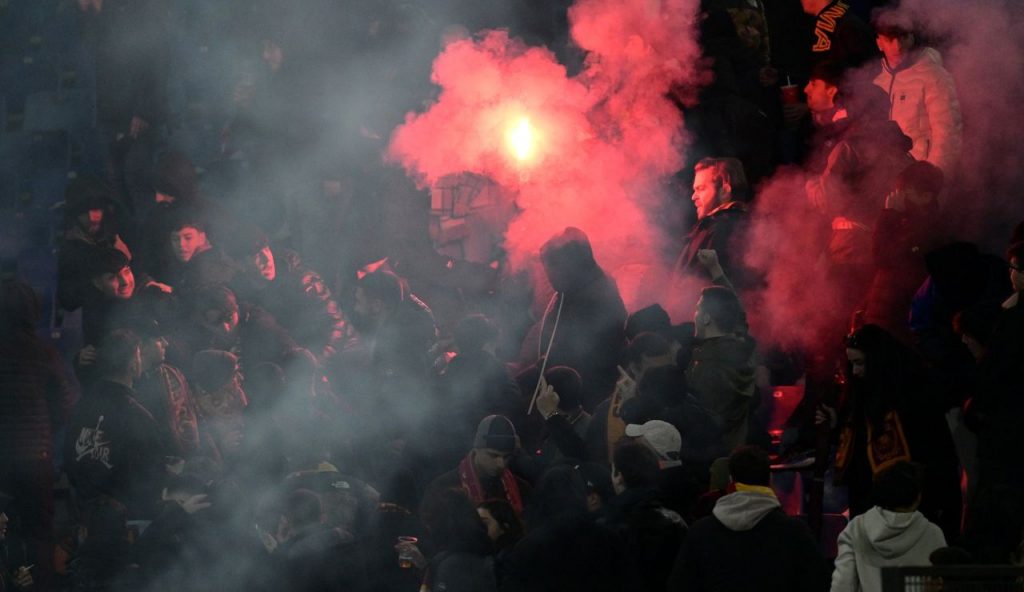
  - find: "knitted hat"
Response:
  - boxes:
[473,415,518,453]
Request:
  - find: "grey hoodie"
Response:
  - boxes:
[830,507,946,592]
[713,491,782,531]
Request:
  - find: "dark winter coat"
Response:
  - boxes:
[0,337,74,463]
[499,513,631,592]
[429,551,497,592]
[64,380,168,516]
[668,491,826,592]
[808,0,877,70]
[537,236,626,410]
[673,201,753,288]
[600,487,687,592]
[687,334,757,452]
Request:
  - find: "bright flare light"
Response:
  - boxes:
[506,117,535,163]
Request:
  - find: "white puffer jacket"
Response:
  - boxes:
[873,47,962,175]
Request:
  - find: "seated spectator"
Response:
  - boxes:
[273,489,366,592]
[668,446,826,591]
[224,224,345,359]
[831,461,947,592]
[602,439,686,592]
[64,330,168,518]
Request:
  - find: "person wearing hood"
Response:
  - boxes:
[668,446,826,592]
[536,227,627,411]
[831,461,946,592]
[872,11,962,176]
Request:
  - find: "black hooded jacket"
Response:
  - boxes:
[538,229,627,410]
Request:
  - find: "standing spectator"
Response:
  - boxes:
[672,158,754,289]
[0,280,75,591]
[799,0,877,70]
[668,446,826,591]
[872,10,963,176]
[828,324,962,538]
[536,227,627,410]
[603,440,686,592]
[863,162,948,342]
[158,207,237,294]
[687,285,756,453]
[64,330,168,519]
[831,461,946,592]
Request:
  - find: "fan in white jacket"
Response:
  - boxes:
[830,505,947,592]
[873,31,963,176]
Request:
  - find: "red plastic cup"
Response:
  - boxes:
[780,84,800,105]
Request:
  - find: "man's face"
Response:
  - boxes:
[79,208,104,235]
[692,168,726,220]
[1011,257,1024,293]
[92,265,135,299]
[248,246,276,282]
[804,79,838,113]
[473,448,512,478]
[171,226,208,263]
[877,34,912,65]
[155,191,175,204]
[846,347,867,379]
[140,337,168,370]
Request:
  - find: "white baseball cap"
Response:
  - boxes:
[625,420,682,461]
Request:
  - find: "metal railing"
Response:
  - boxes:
[882,566,1024,592]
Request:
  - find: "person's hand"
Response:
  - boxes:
[536,377,560,419]
[614,366,638,403]
[78,345,98,366]
[884,189,906,212]
[165,457,185,475]
[13,566,33,589]
[815,405,837,429]
[179,494,212,515]
[145,280,173,294]
[696,249,724,278]
[394,541,427,570]
[129,115,149,139]
[783,102,809,125]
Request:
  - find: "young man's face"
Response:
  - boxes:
[140,336,168,370]
[171,226,208,263]
[804,79,838,113]
[692,168,727,220]
[473,448,512,478]
[203,307,240,338]
[877,34,912,65]
[92,265,135,299]
[262,41,283,72]
[248,246,276,282]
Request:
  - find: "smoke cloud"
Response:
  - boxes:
[388,0,706,308]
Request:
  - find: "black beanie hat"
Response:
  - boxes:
[473,415,518,453]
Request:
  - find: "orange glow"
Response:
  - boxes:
[506,117,535,163]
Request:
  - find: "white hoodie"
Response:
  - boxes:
[830,506,946,592]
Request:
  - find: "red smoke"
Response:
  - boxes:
[388,0,705,308]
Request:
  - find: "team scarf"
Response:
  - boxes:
[458,453,523,514]
[835,409,911,478]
